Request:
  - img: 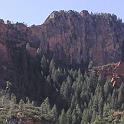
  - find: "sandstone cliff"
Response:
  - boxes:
[31,10,124,66]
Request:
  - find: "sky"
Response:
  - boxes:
[0,0,123,26]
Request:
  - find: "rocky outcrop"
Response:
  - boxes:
[0,10,124,70]
[31,10,124,66]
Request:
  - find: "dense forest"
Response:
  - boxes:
[1,54,124,124]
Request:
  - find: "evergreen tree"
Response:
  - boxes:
[40,97,51,117]
[41,55,49,75]
[19,99,25,111]
[81,109,90,124]
[59,109,67,124]
[51,104,58,122]
[49,59,56,73]
[118,83,124,105]
[66,108,72,124]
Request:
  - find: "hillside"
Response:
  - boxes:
[0,10,124,123]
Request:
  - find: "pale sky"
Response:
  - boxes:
[0,0,123,25]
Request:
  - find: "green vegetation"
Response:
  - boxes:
[1,53,124,123]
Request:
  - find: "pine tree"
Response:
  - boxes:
[41,55,48,75]
[49,59,56,73]
[81,109,90,124]
[51,104,58,121]
[66,108,72,124]
[111,89,118,109]
[59,109,67,124]
[72,114,77,124]
[40,97,51,118]
[91,111,97,123]
[104,81,112,99]
[60,79,71,101]
[93,115,105,124]
[118,83,124,105]
[19,99,25,111]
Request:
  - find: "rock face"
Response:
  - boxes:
[0,10,124,99]
[31,10,124,66]
[0,10,124,68]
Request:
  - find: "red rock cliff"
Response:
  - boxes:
[31,10,124,66]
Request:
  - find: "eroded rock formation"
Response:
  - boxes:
[31,10,124,66]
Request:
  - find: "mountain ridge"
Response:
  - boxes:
[30,10,124,65]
